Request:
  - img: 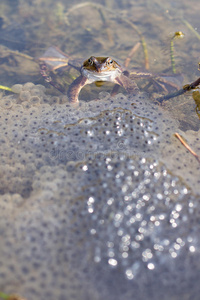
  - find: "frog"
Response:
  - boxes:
[38,46,181,103]
[67,56,139,103]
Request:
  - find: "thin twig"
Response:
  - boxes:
[124,42,141,68]
[175,133,200,164]
[6,50,34,61]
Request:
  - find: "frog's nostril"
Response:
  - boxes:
[96,64,102,72]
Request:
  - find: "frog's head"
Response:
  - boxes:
[82,56,121,72]
[81,56,122,83]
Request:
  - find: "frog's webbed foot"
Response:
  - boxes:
[114,73,139,96]
[37,46,81,72]
[67,75,88,103]
[37,46,71,71]
[129,70,183,93]
[150,74,183,93]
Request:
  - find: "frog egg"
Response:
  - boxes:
[22,82,35,90]
[50,96,60,104]
[11,84,23,93]
[30,88,42,96]
[112,92,127,102]
[0,97,13,109]
[35,84,46,93]
[60,95,69,104]
[19,90,31,102]
[29,96,41,106]
[21,101,32,109]
[98,91,110,100]
[0,193,13,211]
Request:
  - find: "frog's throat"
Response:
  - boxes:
[81,67,122,84]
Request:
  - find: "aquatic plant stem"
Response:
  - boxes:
[0,292,9,300]
[170,39,176,74]
[141,36,149,70]
[170,32,184,74]
[182,19,200,41]
[0,85,12,92]
[156,76,200,102]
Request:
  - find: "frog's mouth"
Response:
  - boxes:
[81,67,121,84]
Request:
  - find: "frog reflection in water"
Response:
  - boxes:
[39,47,180,103]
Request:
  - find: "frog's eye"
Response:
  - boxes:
[88,58,93,65]
[107,59,113,65]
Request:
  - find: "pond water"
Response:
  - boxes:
[0,1,200,300]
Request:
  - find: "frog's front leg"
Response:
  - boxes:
[67,75,89,103]
[114,73,139,95]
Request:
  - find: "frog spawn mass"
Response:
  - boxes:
[0,83,200,300]
[73,155,199,300]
